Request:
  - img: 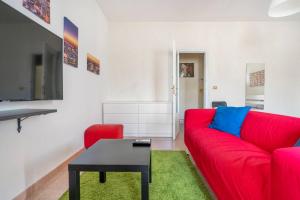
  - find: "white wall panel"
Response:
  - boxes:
[108,21,300,117]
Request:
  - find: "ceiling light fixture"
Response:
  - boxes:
[269,0,300,17]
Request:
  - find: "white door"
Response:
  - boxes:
[172,41,180,140]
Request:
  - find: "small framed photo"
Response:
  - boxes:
[87,53,100,75]
[180,63,194,78]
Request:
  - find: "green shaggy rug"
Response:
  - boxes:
[60,151,212,200]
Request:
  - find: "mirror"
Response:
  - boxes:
[245,63,265,110]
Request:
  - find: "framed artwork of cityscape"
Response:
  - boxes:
[63,17,78,68]
[23,0,50,24]
[87,53,100,75]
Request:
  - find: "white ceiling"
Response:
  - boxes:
[97,0,300,21]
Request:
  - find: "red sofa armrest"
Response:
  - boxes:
[184,109,215,133]
[271,147,300,200]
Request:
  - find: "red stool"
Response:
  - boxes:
[84,124,123,149]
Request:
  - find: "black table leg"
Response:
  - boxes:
[149,152,152,183]
[99,171,106,183]
[141,169,149,200]
[69,170,80,200]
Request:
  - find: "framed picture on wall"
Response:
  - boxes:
[87,53,100,75]
[63,17,78,68]
[180,63,194,78]
[23,0,50,23]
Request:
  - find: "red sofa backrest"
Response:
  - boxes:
[241,111,300,152]
[184,109,216,134]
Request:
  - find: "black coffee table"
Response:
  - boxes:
[68,139,151,200]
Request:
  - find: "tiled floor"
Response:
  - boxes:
[17,132,186,200]
[150,133,186,151]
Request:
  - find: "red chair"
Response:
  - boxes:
[84,124,123,149]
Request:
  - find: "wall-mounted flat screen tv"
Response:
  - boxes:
[0,1,63,101]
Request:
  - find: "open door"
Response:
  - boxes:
[172,41,180,140]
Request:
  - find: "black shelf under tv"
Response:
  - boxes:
[0,109,57,133]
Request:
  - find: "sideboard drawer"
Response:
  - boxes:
[139,124,172,134]
[139,114,172,124]
[139,103,171,114]
[103,103,139,114]
[104,114,138,124]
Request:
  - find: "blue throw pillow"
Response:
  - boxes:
[295,139,300,146]
[209,106,251,137]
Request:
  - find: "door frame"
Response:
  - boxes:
[171,47,208,140]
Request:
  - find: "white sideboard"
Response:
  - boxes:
[103,102,172,137]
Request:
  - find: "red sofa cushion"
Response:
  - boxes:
[241,111,300,152]
[185,127,271,200]
[272,147,300,200]
[84,124,123,149]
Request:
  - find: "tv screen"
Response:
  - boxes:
[0,1,63,101]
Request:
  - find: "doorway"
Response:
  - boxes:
[171,45,206,140]
[178,52,205,123]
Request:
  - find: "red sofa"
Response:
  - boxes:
[184,109,300,200]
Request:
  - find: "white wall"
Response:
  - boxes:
[0,0,109,199]
[108,21,300,117]
[179,53,204,120]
